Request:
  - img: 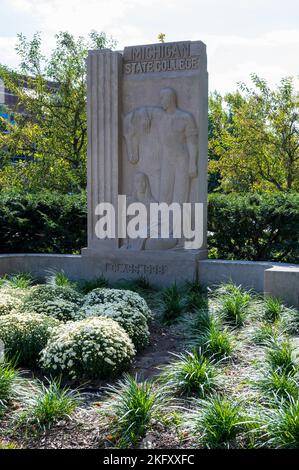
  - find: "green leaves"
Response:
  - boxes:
[0,31,116,193]
[208,75,299,192]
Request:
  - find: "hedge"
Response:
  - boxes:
[0,191,87,254]
[208,192,299,263]
[0,191,298,263]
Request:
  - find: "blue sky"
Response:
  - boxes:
[0,0,298,93]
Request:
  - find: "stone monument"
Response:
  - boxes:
[82,40,208,285]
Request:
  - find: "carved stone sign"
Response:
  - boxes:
[123,42,200,75]
[83,40,208,284]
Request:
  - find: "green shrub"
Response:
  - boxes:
[0,312,59,366]
[83,288,151,320]
[159,350,220,397]
[185,395,248,448]
[99,375,166,447]
[80,301,150,350]
[0,191,87,254]
[24,285,83,307]
[18,378,79,430]
[208,192,299,263]
[21,299,84,322]
[40,317,135,380]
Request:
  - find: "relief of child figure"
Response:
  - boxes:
[121,172,178,251]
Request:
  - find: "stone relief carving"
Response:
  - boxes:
[123,87,198,205]
[122,87,199,250]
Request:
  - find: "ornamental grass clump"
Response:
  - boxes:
[23,285,84,307]
[265,339,298,375]
[1,273,33,289]
[21,299,84,322]
[40,317,135,380]
[98,374,166,448]
[160,283,185,324]
[202,323,234,360]
[256,370,299,402]
[184,281,208,312]
[84,288,152,320]
[185,395,248,448]
[259,398,299,448]
[219,286,251,327]
[264,297,283,323]
[191,312,234,361]
[251,323,281,346]
[0,361,20,414]
[80,301,150,350]
[45,270,76,288]
[281,307,299,335]
[18,378,79,431]
[0,312,59,366]
[159,350,220,397]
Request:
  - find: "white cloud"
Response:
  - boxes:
[1,1,298,93]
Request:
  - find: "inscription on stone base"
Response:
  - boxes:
[106,263,168,275]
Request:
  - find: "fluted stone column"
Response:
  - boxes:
[86,49,122,251]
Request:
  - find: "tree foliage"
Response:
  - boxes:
[209,75,299,192]
[0,31,116,192]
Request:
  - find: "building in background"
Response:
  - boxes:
[0,78,18,109]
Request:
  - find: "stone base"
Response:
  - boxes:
[264,266,299,309]
[1,254,298,307]
[81,248,208,287]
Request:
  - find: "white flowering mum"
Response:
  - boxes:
[23,285,84,307]
[20,299,84,322]
[0,312,59,366]
[0,287,29,316]
[83,288,152,320]
[0,292,22,316]
[80,301,150,351]
[40,317,135,379]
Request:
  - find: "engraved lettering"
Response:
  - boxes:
[123,42,199,74]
